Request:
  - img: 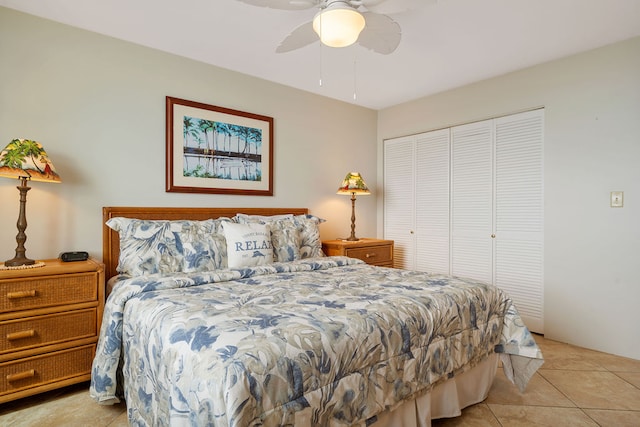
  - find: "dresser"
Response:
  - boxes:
[0,258,104,403]
[322,238,394,267]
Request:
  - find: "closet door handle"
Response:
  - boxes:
[491,234,496,238]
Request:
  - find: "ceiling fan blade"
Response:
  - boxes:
[236,0,317,10]
[362,0,434,14]
[276,21,318,53]
[357,12,400,54]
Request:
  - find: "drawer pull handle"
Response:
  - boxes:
[7,369,35,382]
[7,330,36,340]
[7,290,37,299]
[365,253,376,258]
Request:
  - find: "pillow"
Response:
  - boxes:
[221,221,273,268]
[107,217,232,276]
[234,213,294,223]
[233,212,326,260]
[176,218,232,272]
[293,214,326,259]
[269,218,301,262]
[106,217,184,276]
[235,214,301,262]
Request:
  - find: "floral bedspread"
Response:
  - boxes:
[90,257,543,426]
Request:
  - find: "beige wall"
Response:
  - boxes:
[0,8,378,262]
[378,36,640,360]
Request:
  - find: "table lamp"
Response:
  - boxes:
[337,171,370,241]
[0,139,61,267]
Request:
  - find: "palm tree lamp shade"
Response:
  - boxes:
[337,172,370,241]
[0,139,61,267]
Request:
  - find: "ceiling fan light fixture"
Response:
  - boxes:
[312,3,366,48]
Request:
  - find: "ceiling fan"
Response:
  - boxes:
[237,0,429,55]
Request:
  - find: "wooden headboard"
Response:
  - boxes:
[102,206,309,281]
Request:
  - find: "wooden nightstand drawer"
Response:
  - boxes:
[0,309,97,356]
[322,239,394,267]
[0,272,97,314]
[0,344,95,400]
[344,245,392,264]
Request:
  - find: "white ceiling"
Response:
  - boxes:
[1,0,639,110]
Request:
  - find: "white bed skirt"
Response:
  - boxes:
[373,353,498,427]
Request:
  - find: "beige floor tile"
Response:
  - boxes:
[587,351,640,373]
[540,370,640,410]
[531,334,572,351]
[431,403,501,426]
[534,335,640,373]
[534,342,607,371]
[488,404,598,426]
[107,410,130,427]
[0,383,126,427]
[582,409,640,427]
[485,370,575,407]
[617,371,640,389]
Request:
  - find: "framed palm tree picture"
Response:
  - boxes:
[166,96,273,196]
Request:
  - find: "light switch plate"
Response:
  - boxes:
[610,191,624,207]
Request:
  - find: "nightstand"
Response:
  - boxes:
[0,258,104,403]
[322,238,394,267]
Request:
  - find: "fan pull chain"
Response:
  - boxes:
[318,11,323,87]
[353,55,357,100]
[319,44,323,87]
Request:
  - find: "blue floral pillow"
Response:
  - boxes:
[293,214,325,259]
[175,218,232,272]
[234,213,293,222]
[107,217,232,276]
[269,218,301,262]
[106,218,184,276]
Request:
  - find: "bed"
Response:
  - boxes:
[90,206,543,426]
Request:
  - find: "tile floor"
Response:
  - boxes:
[1,334,639,426]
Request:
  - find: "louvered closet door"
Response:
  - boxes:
[415,129,450,274]
[451,121,494,283]
[494,109,544,333]
[384,136,416,269]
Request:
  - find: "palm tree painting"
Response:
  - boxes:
[166,97,273,196]
[182,115,263,182]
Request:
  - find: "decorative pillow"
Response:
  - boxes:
[233,212,326,260]
[107,217,233,276]
[293,214,326,259]
[221,221,273,268]
[269,218,301,262]
[236,214,301,262]
[234,213,294,223]
[106,218,184,276]
[176,218,232,272]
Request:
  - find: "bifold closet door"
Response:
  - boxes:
[415,129,450,274]
[450,121,494,284]
[450,110,544,333]
[383,109,544,333]
[494,109,544,333]
[383,136,415,269]
[384,129,450,272]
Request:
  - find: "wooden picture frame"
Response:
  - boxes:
[166,96,273,195]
